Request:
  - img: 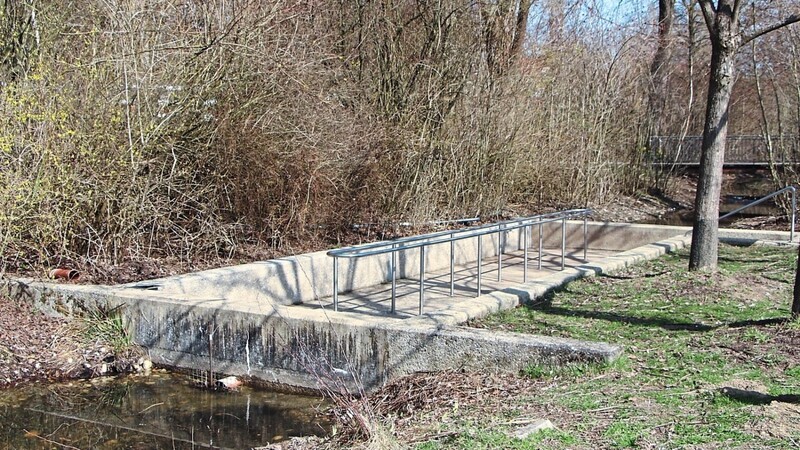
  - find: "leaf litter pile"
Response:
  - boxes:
[0,294,141,388]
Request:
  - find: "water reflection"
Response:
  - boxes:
[0,371,329,449]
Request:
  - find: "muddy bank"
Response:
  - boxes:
[0,294,147,388]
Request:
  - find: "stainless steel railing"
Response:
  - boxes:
[719,185,796,241]
[327,209,592,315]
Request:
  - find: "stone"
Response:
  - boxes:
[216,376,242,390]
[512,419,555,439]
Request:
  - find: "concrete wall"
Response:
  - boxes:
[122,221,692,308]
[0,273,622,393]
[540,221,691,251]
[6,223,790,393]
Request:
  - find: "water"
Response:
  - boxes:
[647,194,781,227]
[0,371,330,449]
[646,170,785,227]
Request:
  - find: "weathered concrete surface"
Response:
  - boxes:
[115,221,695,308]
[2,223,793,392]
[2,277,622,392]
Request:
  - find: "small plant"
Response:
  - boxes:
[741,327,771,344]
[604,421,643,448]
[81,305,131,354]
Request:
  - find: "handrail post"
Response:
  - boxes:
[477,235,483,297]
[561,217,566,270]
[449,233,455,296]
[333,256,339,312]
[497,227,503,282]
[390,243,397,314]
[538,223,543,270]
[583,217,588,262]
[523,225,529,283]
[419,245,425,315]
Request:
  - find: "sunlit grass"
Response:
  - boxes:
[448,243,800,449]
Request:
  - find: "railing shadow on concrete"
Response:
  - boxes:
[328,209,593,315]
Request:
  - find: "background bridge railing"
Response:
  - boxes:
[649,135,800,166]
[328,209,592,315]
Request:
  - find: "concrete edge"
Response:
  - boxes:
[403,234,694,329]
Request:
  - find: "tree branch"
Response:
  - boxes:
[741,13,800,46]
[698,0,716,35]
[732,0,744,22]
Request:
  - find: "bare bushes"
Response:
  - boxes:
[508,18,651,208]
[0,0,655,273]
[0,1,385,269]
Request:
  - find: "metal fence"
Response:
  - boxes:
[649,135,800,166]
[328,209,592,315]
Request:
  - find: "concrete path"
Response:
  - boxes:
[301,248,617,318]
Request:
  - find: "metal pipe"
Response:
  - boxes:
[477,236,483,296]
[718,185,797,243]
[333,256,339,312]
[719,187,790,220]
[538,223,543,270]
[497,228,503,282]
[523,225,528,283]
[419,245,426,315]
[561,218,566,271]
[328,208,592,259]
[583,217,588,262]
[450,233,455,297]
[391,244,397,314]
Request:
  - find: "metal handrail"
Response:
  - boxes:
[719,185,796,241]
[328,209,592,315]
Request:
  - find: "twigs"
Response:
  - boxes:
[1,0,651,276]
[370,370,529,418]
[22,430,81,450]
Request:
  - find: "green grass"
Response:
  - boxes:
[81,305,132,353]
[434,243,800,449]
[415,427,580,450]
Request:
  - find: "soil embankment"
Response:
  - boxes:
[0,293,146,388]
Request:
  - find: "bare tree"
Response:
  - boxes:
[649,0,677,138]
[689,0,800,271]
[794,243,800,318]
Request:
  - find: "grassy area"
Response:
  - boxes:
[396,243,800,449]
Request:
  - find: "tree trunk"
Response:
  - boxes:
[794,243,800,318]
[648,0,676,138]
[690,1,740,271]
[690,1,800,271]
[509,0,533,59]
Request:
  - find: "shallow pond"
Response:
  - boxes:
[0,370,329,449]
